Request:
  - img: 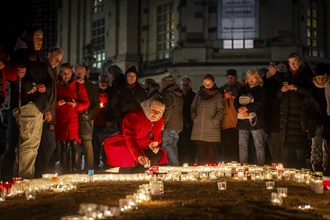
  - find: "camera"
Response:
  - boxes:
[65,98,73,102]
[270,60,275,66]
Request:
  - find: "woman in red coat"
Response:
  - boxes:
[103,94,168,173]
[56,63,89,173]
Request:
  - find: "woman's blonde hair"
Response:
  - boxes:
[245,68,263,86]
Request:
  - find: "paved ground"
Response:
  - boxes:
[0,178,329,220]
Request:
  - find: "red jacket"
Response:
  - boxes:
[55,80,89,143]
[104,107,168,167]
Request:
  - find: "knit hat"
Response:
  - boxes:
[226,69,237,77]
[203,74,215,82]
[314,63,329,76]
[161,75,176,88]
[125,66,138,77]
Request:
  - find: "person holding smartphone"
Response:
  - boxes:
[219,69,242,162]
[266,53,314,169]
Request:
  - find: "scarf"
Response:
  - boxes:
[199,85,219,100]
[291,70,298,76]
[313,77,330,116]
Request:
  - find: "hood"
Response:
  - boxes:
[165,84,183,97]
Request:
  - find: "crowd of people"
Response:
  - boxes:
[0,26,329,181]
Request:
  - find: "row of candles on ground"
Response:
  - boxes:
[61,177,164,219]
[217,179,314,210]
[0,162,329,201]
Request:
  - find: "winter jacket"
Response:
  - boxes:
[13,49,52,113]
[219,82,242,130]
[182,88,196,130]
[277,65,314,149]
[161,83,184,132]
[55,80,89,143]
[234,84,266,130]
[191,85,223,142]
[103,106,168,167]
[301,78,330,140]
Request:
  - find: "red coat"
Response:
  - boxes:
[104,107,168,167]
[55,80,89,143]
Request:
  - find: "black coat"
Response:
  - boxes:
[182,89,196,130]
[276,65,314,149]
[301,86,330,140]
[234,84,266,130]
[17,50,51,113]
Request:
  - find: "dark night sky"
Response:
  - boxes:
[0,0,27,54]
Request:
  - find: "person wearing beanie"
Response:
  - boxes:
[226,69,237,77]
[301,63,330,175]
[219,69,241,163]
[125,66,138,77]
[161,74,184,166]
[191,74,223,165]
[122,65,146,112]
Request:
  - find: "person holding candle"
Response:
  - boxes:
[234,68,267,166]
[103,94,168,173]
[55,63,90,174]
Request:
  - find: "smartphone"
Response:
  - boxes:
[270,60,275,67]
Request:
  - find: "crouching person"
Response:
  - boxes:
[103,94,168,173]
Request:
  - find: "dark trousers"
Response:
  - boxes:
[0,112,18,181]
[35,122,56,178]
[284,148,306,169]
[82,140,94,171]
[220,128,239,163]
[119,149,163,174]
[177,128,196,165]
[92,125,106,169]
[195,141,219,165]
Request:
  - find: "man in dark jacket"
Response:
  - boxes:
[219,69,241,163]
[161,75,184,166]
[74,64,99,175]
[35,47,63,178]
[177,76,196,165]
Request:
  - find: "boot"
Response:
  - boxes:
[60,141,69,174]
[70,140,82,173]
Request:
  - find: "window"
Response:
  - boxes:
[218,0,258,49]
[306,0,327,57]
[93,0,104,14]
[93,51,105,69]
[223,39,254,49]
[92,18,106,69]
[156,2,175,60]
